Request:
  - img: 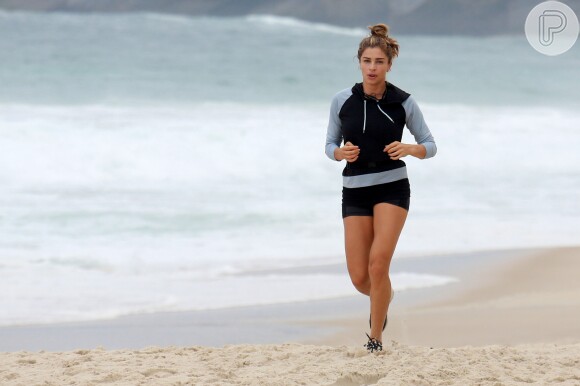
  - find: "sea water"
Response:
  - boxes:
[0,12,578,325]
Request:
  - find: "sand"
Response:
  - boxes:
[1,246,580,385]
[1,342,579,385]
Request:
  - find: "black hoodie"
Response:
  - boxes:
[325,81,437,188]
[341,82,410,171]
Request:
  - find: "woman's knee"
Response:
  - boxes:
[368,252,391,280]
[349,270,370,290]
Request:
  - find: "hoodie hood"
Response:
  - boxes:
[351,82,410,104]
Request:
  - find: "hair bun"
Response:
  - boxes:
[368,24,389,38]
[357,23,399,62]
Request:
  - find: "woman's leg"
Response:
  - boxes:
[343,215,374,295]
[368,203,408,342]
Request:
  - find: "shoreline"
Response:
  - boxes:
[0,245,570,352]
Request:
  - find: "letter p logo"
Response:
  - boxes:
[539,10,567,46]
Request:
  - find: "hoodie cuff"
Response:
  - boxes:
[325,143,339,161]
[421,142,437,159]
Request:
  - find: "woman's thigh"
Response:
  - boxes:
[343,215,374,278]
[370,203,408,266]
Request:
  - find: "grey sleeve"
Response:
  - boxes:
[402,95,437,159]
[325,94,343,161]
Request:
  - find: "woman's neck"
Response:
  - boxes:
[363,81,387,100]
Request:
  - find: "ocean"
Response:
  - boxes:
[0,11,579,326]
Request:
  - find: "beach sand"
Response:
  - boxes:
[1,246,579,385]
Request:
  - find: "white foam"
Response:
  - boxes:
[245,14,366,37]
[1,102,580,326]
[0,261,456,326]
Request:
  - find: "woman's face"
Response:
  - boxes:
[359,47,391,86]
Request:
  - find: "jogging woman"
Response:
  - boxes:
[324,23,437,353]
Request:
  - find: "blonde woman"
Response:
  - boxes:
[325,24,437,352]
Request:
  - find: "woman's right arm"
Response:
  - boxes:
[325,95,359,162]
[325,95,343,161]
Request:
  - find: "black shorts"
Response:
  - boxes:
[341,178,410,218]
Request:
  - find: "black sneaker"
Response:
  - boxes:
[364,332,383,353]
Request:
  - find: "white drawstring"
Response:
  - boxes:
[377,104,394,123]
[364,100,394,133]
[363,100,367,133]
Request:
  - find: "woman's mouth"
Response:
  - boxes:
[367,74,377,80]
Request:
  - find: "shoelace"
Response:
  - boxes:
[364,332,383,353]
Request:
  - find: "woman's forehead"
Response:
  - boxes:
[361,47,387,59]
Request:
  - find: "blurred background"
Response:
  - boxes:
[0,1,578,326]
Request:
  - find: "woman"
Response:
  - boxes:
[325,24,437,353]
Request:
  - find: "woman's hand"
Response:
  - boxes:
[384,141,426,160]
[335,141,360,162]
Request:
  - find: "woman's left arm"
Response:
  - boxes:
[384,95,437,160]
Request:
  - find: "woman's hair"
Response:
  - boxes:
[357,24,399,63]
